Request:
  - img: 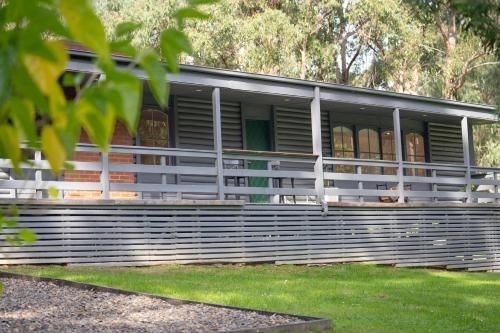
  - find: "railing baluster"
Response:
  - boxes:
[432,169,438,202]
[35,150,42,199]
[356,165,363,203]
[100,152,110,199]
[495,172,499,203]
[160,155,167,199]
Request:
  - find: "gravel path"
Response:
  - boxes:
[0,278,303,332]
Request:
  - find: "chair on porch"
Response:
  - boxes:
[223,159,246,200]
[377,184,411,203]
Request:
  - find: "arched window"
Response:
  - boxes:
[332,126,354,173]
[405,132,426,176]
[382,130,396,161]
[138,108,168,165]
[332,126,354,158]
[382,130,397,175]
[358,128,381,174]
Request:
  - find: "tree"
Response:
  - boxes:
[409,0,498,100]
[0,0,213,285]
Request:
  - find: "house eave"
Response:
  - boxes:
[66,49,498,122]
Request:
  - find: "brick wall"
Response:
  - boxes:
[64,122,137,199]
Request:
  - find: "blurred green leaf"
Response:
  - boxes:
[160,29,192,72]
[60,0,110,59]
[175,8,210,26]
[48,187,59,199]
[110,40,137,58]
[0,47,15,108]
[41,126,66,175]
[19,228,37,243]
[104,70,142,133]
[0,124,21,169]
[62,72,84,87]
[139,49,168,107]
[75,90,115,150]
[10,98,38,147]
[115,22,142,38]
[21,40,67,100]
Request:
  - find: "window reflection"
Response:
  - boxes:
[405,132,425,176]
[358,128,380,174]
[381,130,397,175]
[332,126,354,172]
[138,108,168,165]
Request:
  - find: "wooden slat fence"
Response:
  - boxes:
[1,203,498,272]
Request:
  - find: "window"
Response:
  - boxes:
[358,128,380,160]
[358,128,381,174]
[332,126,354,173]
[138,108,168,165]
[381,130,396,161]
[381,130,397,175]
[405,132,426,176]
[332,126,354,158]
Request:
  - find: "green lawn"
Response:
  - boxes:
[3,264,499,333]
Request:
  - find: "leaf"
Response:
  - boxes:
[22,40,67,98]
[19,228,37,243]
[75,91,115,150]
[0,124,21,170]
[41,126,66,175]
[62,72,84,87]
[0,46,15,108]
[115,22,142,38]
[175,8,210,26]
[138,49,168,107]
[59,0,109,59]
[110,40,137,58]
[160,28,193,72]
[10,98,38,147]
[104,70,142,133]
[47,187,59,199]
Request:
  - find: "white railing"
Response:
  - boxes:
[1,147,499,204]
[0,144,218,200]
[323,157,500,203]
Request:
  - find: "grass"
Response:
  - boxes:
[3,264,500,333]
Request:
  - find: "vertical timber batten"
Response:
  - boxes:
[212,87,224,200]
[461,116,472,203]
[393,108,405,203]
[311,87,325,206]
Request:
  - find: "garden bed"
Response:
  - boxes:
[0,272,331,333]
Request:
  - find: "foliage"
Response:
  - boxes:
[0,0,213,290]
[5,264,500,333]
[0,0,212,175]
[450,0,500,59]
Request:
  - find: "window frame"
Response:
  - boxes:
[331,124,356,159]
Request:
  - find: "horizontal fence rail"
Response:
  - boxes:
[0,203,498,272]
[323,157,500,204]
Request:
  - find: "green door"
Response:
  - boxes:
[245,119,271,203]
